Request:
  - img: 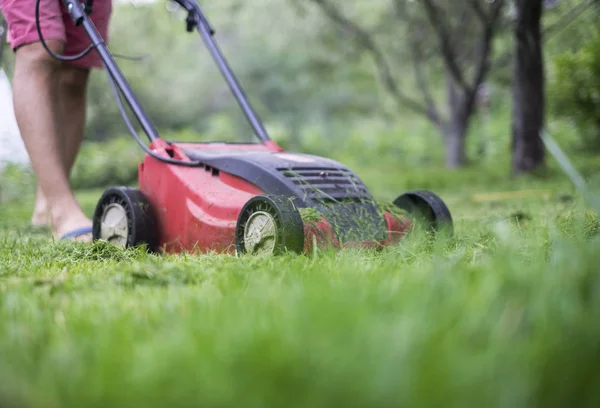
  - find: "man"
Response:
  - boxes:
[0,0,112,241]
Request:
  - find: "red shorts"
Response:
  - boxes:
[0,0,112,68]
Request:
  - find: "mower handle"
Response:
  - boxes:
[178,0,272,143]
[61,0,271,144]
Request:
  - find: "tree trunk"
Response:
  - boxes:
[444,69,469,168]
[511,0,545,174]
[444,118,467,168]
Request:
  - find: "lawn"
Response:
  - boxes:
[1,158,600,407]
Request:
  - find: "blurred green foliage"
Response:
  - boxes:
[1,0,599,192]
[549,30,600,152]
[84,0,382,145]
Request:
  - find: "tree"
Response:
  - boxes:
[510,0,546,174]
[489,0,597,88]
[296,0,507,168]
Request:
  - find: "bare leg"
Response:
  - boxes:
[13,40,92,241]
[30,65,90,227]
[58,65,89,173]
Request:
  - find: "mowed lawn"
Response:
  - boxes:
[1,168,600,407]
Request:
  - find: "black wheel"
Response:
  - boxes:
[393,190,453,235]
[235,194,304,256]
[92,186,158,251]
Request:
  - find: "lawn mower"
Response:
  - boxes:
[40,0,454,256]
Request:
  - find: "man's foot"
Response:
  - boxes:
[31,211,50,227]
[55,224,93,243]
[31,187,50,226]
[52,212,94,243]
[59,226,94,242]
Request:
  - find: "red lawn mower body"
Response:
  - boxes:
[127,140,411,254]
[118,137,416,255]
[55,0,453,255]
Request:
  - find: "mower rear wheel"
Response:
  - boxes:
[235,195,304,256]
[92,186,158,251]
[392,190,453,235]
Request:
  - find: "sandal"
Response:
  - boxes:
[60,226,93,240]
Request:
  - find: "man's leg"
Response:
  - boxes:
[18,0,112,233]
[58,66,89,174]
[12,40,93,240]
[30,64,90,227]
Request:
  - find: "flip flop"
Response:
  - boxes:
[60,226,94,240]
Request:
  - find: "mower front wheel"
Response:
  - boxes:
[235,194,304,256]
[92,186,158,251]
[393,190,453,236]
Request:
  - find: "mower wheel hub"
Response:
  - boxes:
[100,203,129,246]
[244,211,277,255]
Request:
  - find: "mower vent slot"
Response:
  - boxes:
[203,165,220,176]
[277,167,370,200]
[314,196,366,204]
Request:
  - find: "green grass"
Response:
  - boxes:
[2,114,600,407]
[1,165,600,407]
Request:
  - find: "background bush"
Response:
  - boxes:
[549,30,600,152]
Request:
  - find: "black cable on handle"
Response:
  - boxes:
[36,0,270,168]
[104,63,203,167]
[73,0,203,166]
[36,0,146,62]
[34,0,202,167]
[35,0,94,61]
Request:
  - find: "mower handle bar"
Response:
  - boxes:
[61,0,271,144]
